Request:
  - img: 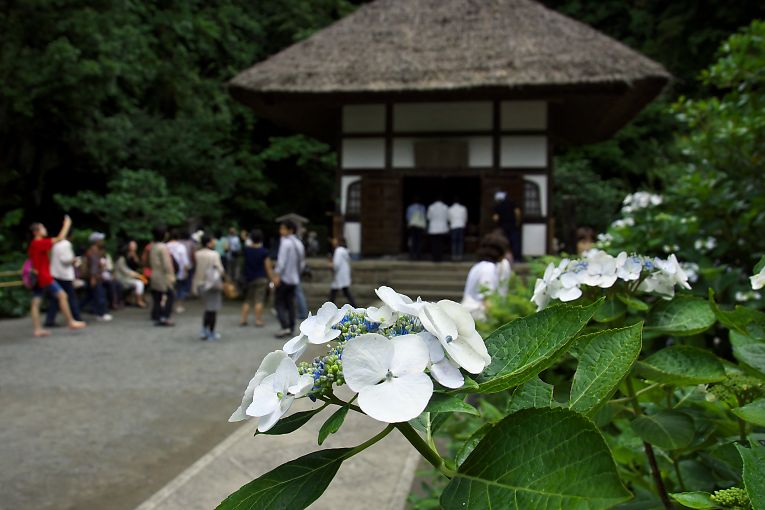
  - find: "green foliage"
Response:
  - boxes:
[256,406,327,436]
[0,1,352,242]
[604,21,765,293]
[55,169,187,242]
[441,408,630,509]
[317,405,349,445]
[216,447,352,509]
[477,300,600,393]
[569,323,642,416]
[736,442,764,509]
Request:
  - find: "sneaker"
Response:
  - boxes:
[208,331,221,341]
[97,314,113,322]
[200,328,210,340]
[274,328,291,339]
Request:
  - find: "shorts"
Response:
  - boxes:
[244,278,268,306]
[32,280,63,299]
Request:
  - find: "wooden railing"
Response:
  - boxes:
[0,270,23,288]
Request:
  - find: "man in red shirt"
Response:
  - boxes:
[28,215,87,336]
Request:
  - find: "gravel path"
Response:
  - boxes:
[0,302,285,510]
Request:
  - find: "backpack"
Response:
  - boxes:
[200,263,223,293]
[21,259,37,289]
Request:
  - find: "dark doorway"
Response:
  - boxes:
[401,176,482,254]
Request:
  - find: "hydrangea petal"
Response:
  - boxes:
[288,374,314,397]
[229,350,288,422]
[390,334,430,376]
[420,303,458,346]
[431,358,464,388]
[342,333,393,392]
[420,331,445,363]
[436,299,475,336]
[246,377,280,417]
[357,373,433,423]
[283,335,308,360]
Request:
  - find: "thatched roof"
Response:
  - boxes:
[229,0,670,144]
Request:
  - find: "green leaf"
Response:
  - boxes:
[569,323,643,416]
[736,441,765,510]
[441,408,630,510]
[618,292,650,312]
[669,491,718,509]
[593,298,627,323]
[216,448,349,510]
[477,300,600,393]
[631,410,695,450]
[507,377,555,413]
[637,345,726,385]
[455,423,492,467]
[317,405,349,446]
[755,255,765,275]
[257,407,325,436]
[733,343,765,375]
[709,288,765,335]
[425,393,479,416]
[645,297,716,336]
[732,398,765,427]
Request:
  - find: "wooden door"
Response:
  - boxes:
[361,174,403,256]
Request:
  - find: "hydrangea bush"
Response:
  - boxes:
[218,256,765,510]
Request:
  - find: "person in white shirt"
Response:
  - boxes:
[448,197,468,261]
[427,197,449,262]
[167,229,191,314]
[461,234,509,320]
[328,237,357,307]
[44,232,82,326]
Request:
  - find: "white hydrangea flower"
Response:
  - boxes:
[640,254,691,298]
[532,260,569,310]
[419,300,491,374]
[244,356,313,432]
[366,286,424,325]
[284,302,352,360]
[751,265,765,291]
[616,252,643,281]
[419,331,464,389]
[343,333,433,423]
[579,250,618,288]
[229,350,288,423]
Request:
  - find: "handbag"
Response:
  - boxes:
[223,280,239,300]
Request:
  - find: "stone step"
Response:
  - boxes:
[387,279,465,292]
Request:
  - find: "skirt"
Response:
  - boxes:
[201,289,222,312]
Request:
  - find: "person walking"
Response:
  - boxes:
[328,237,357,307]
[448,197,468,261]
[44,230,82,327]
[272,220,305,338]
[27,216,86,336]
[149,226,176,326]
[193,234,225,341]
[80,232,112,322]
[167,229,191,314]
[239,229,272,327]
[406,197,427,260]
[427,197,449,262]
[225,227,242,280]
[492,191,522,261]
[115,241,147,308]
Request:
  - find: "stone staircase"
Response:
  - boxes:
[301,258,473,309]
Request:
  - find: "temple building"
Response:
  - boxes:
[229,0,669,257]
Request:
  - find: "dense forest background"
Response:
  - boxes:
[1,0,763,248]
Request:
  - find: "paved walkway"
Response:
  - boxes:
[0,302,418,510]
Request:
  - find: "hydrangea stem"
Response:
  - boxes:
[346,424,395,458]
[626,377,673,510]
[395,422,455,478]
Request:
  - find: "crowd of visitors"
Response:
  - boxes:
[22,217,325,341]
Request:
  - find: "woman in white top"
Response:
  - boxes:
[461,234,510,320]
[328,237,357,307]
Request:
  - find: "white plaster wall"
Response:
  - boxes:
[340,175,361,215]
[522,224,547,256]
[500,136,547,168]
[500,101,547,130]
[342,105,385,133]
[393,102,492,132]
[341,138,385,168]
[524,175,548,216]
[344,222,362,255]
[392,137,492,168]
